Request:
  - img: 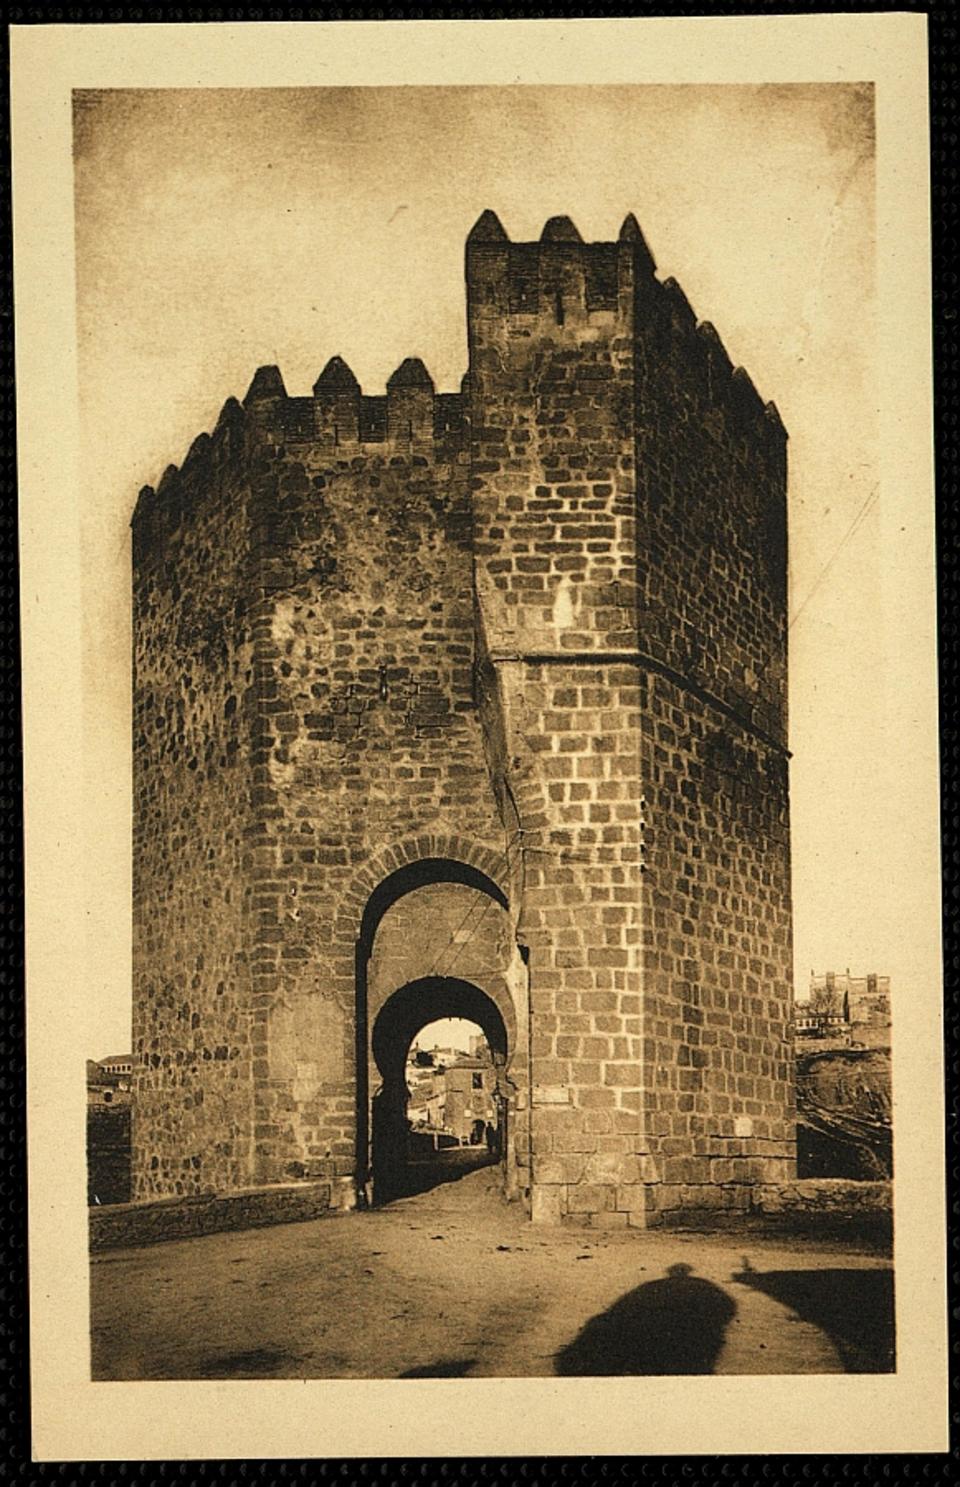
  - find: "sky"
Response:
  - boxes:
[73,83,886,1059]
[412,1021,484,1056]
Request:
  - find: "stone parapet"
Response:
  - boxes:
[89,1178,350,1252]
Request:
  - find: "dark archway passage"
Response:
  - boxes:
[353,852,518,1209]
[370,977,510,1204]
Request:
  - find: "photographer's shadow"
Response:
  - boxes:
[555,1262,736,1376]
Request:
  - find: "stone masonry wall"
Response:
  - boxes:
[236,361,509,1191]
[467,213,640,659]
[466,215,648,1224]
[491,659,646,1225]
[631,264,793,1224]
[131,404,258,1198]
[638,677,793,1226]
[633,271,788,741]
[465,212,791,1225]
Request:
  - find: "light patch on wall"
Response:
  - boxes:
[552,576,577,633]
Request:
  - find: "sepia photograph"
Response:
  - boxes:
[16,15,944,1460]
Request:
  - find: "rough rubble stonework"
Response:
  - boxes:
[131,212,794,1226]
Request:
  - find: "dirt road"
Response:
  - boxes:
[90,1166,894,1379]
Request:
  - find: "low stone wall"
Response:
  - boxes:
[751,1178,892,1227]
[87,1105,132,1206]
[89,1177,352,1252]
[90,1173,893,1251]
[657,1178,892,1244]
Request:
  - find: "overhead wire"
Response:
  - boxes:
[789,483,879,634]
[427,829,523,981]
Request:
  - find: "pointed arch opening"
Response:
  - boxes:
[353,853,518,1207]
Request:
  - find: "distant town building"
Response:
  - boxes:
[811,970,891,1027]
[439,1056,498,1144]
[408,1043,466,1072]
[86,1055,134,1204]
[405,1048,498,1144]
[86,1055,134,1108]
[794,971,892,1046]
[98,1054,134,1078]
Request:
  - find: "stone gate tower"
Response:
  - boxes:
[131,211,794,1227]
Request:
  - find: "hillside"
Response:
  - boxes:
[796,1046,892,1180]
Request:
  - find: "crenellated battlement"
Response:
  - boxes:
[133,209,786,570]
[464,210,785,461]
[243,356,466,453]
[649,274,785,464]
[131,392,247,565]
[132,355,467,565]
[237,356,466,455]
[465,209,653,321]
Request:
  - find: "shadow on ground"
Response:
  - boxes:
[554,1263,736,1376]
[733,1258,896,1372]
[193,1347,298,1378]
[399,1358,476,1378]
[376,1148,497,1203]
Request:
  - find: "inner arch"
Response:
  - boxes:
[369,976,510,1204]
[373,976,508,1082]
